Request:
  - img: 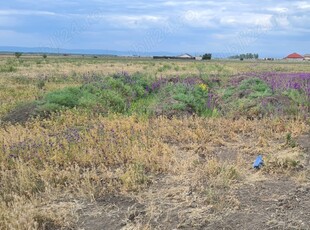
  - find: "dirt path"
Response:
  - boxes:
[207,179,310,229]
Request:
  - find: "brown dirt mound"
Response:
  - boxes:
[154,97,195,118]
[2,102,38,124]
[77,195,145,230]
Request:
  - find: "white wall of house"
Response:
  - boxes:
[304,55,310,60]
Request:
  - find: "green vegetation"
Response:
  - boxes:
[238,78,272,98]
[14,52,23,59]
[229,53,259,59]
[202,53,212,60]
[3,72,222,122]
[158,82,216,116]
[0,65,17,72]
[3,62,309,123]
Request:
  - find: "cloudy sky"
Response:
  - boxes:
[0,0,309,57]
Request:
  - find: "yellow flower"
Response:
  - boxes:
[199,83,208,91]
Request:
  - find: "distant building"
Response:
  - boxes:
[264,58,275,61]
[304,54,310,61]
[284,53,304,61]
[178,53,193,59]
[153,53,195,60]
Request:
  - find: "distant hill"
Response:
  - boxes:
[0,46,130,56]
[0,46,232,58]
[0,46,178,57]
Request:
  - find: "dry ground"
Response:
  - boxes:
[1,115,309,230]
[75,120,310,230]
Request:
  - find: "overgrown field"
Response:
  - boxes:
[0,56,309,229]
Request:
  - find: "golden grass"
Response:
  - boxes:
[0,110,308,228]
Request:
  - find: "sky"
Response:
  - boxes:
[0,0,309,57]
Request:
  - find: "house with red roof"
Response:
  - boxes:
[284,53,304,61]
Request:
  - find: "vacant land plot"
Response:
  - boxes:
[0,56,309,229]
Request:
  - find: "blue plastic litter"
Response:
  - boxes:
[253,155,264,169]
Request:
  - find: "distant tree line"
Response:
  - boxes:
[202,53,212,60]
[229,53,259,60]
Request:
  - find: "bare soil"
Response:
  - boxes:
[207,180,310,230]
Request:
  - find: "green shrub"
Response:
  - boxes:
[0,65,17,72]
[218,78,275,117]
[100,90,127,113]
[78,92,100,108]
[158,83,213,116]
[129,98,156,117]
[238,78,272,98]
[15,52,22,59]
[283,89,309,106]
[44,87,81,108]
[222,87,235,100]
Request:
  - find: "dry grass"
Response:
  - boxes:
[0,111,308,229]
[0,56,309,229]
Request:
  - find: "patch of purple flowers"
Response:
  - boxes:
[231,72,310,99]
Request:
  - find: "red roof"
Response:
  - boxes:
[285,53,304,59]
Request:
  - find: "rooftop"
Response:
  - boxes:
[285,53,304,59]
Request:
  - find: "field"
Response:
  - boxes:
[0,55,309,229]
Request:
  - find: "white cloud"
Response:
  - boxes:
[100,14,166,29]
[181,9,274,29]
[163,1,208,6]
[182,10,216,28]
[295,1,310,9]
[266,7,288,13]
[0,9,56,16]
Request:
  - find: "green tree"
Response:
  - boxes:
[202,53,212,60]
[229,53,259,60]
[15,52,22,59]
